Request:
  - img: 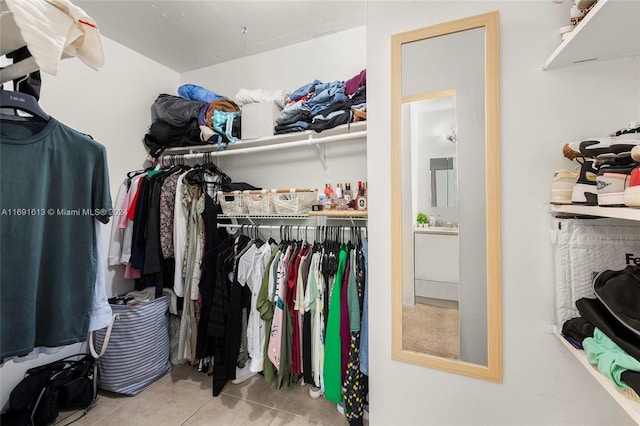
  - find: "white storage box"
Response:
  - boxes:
[241,101,282,140]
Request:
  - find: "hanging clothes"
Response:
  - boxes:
[109,182,370,405]
[324,246,348,402]
[256,245,280,384]
[343,246,366,423]
[199,224,368,405]
[0,117,112,362]
[268,244,292,370]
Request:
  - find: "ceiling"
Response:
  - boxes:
[73,1,367,73]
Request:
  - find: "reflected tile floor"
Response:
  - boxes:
[64,364,364,426]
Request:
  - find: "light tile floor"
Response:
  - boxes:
[61,364,364,426]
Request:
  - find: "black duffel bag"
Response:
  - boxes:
[152,93,205,128]
[143,118,204,158]
[1,354,97,426]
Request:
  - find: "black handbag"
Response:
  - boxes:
[1,354,97,426]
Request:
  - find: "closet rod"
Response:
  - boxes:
[157,130,366,163]
[217,223,366,231]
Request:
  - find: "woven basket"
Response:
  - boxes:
[243,190,275,215]
[218,191,248,215]
[272,190,318,215]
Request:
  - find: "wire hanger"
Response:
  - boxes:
[0,89,49,121]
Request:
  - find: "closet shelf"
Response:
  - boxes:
[158,122,365,172]
[543,0,640,70]
[553,328,640,423]
[309,210,368,218]
[549,204,640,221]
[218,214,310,220]
[160,121,366,156]
[218,212,368,220]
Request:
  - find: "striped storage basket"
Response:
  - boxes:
[91,296,171,395]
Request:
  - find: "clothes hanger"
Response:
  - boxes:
[203,152,231,183]
[0,88,49,121]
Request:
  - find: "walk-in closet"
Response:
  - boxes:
[2,1,640,425]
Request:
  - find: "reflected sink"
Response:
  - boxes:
[415,224,458,235]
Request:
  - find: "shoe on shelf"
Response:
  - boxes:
[624,166,640,207]
[563,143,581,161]
[580,139,613,158]
[562,123,640,160]
[594,150,637,168]
[609,120,640,137]
[596,164,636,207]
[564,138,617,160]
[571,157,599,205]
[551,167,579,205]
[631,146,640,163]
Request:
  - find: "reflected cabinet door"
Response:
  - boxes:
[390,11,502,382]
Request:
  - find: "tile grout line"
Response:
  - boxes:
[218,384,332,423]
[179,397,213,426]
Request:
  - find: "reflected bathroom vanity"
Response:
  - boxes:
[413,226,459,303]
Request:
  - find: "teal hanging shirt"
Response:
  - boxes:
[1,117,112,361]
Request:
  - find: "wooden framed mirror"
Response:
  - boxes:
[390,11,502,382]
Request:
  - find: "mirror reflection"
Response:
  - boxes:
[391,11,501,383]
[431,157,456,209]
[404,94,460,359]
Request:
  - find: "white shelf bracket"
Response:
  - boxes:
[315,142,328,172]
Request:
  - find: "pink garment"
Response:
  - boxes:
[268,246,292,369]
[345,69,366,96]
[124,263,141,279]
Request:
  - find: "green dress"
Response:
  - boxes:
[323,247,348,403]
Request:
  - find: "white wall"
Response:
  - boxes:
[181,26,366,101]
[0,36,179,410]
[179,26,368,195]
[367,1,639,425]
